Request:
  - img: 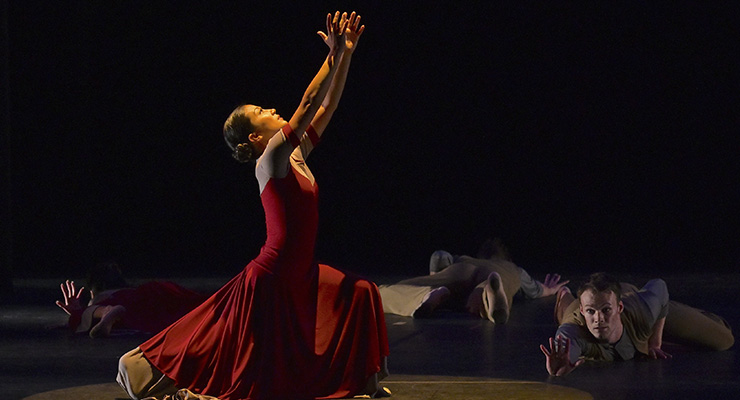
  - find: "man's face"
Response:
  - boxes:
[579,289,624,344]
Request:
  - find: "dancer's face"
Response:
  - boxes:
[579,289,624,344]
[244,104,287,142]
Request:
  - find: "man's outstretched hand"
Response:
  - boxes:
[540,335,584,376]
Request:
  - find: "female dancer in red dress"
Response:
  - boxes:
[117,11,389,400]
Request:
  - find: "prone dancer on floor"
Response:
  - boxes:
[541,272,734,376]
[379,238,569,323]
[55,261,207,338]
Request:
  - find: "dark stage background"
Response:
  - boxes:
[2,1,739,282]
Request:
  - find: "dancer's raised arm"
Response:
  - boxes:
[311,11,365,136]
[223,12,349,166]
[285,12,349,136]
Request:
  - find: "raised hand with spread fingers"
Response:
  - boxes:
[55,280,86,316]
[540,335,585,376]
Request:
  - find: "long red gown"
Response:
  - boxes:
[138,128,389,400]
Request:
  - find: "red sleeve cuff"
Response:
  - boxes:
[306,124,320,147]
[282,124,301,148]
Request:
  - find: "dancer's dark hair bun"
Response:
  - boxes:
[233,142,254,163]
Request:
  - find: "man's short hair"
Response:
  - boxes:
[577,272,622,302]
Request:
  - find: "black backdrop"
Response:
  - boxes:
[3,1,739,280]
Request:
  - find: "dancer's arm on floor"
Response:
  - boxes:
[648,316,671,359]
[633,278,671,359]
[637,279,671,358]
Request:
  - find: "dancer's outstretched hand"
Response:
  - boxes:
[341,11,365,53]
[317,11,350,55]
[55,280,84,315]
[540,335,584,376]
[540,273,570,297]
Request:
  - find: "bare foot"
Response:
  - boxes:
[483,272,509,324]
[89,305,126,338]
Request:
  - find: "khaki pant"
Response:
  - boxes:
[117,347,223,400]
[117,347,179,400]
[664,301,734,351]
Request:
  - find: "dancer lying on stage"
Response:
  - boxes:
[55,262,207,338]
[379,238,569,323]
[541,272,735,376]
[117,11,390,400]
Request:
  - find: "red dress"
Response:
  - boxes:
[139,127,389,400]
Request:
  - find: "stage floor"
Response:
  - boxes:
[2,272,739,399]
